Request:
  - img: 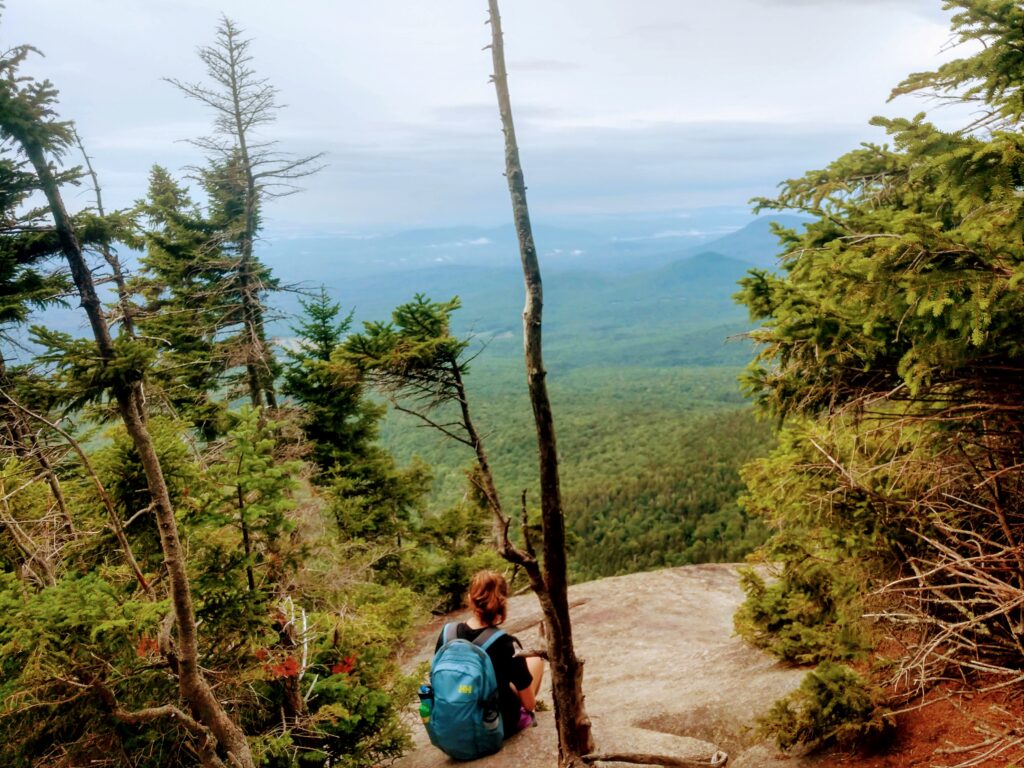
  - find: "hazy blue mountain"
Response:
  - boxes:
[676,214,807,268]
[260,212,801,296]
[263,247,758,370]
[257,214,789,370]
[261,209,786,282]
[28,211,789,371]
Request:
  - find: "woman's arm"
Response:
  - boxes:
[516,680,536,711]
[514,654,544,711]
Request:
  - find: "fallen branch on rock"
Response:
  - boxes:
[582,750,728,767]
[514,648,549,660]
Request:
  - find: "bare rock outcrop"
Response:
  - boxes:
[399,564,812,768]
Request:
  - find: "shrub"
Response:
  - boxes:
[759,661,892,751]
[734,565,868,664]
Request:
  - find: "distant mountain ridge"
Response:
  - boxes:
[676,215,806,269]
[27,213,804,371]
[261,212,807,280]
[261,214,804,368]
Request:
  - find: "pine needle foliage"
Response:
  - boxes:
[758,662,892,752]
[133,166,231,437]
[283,288,383,478]
[735,0,1024,753]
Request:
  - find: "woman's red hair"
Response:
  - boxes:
[468,570,508,626]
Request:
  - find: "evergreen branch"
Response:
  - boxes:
[389,400,473,447]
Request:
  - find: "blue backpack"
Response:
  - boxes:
[426,623,505,760]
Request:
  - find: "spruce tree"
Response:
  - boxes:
[167,16,324,410]
[133,165,230,437]
[202,406,301,595]
[0,148,74,543]
[285,289,428,557]
[283,288,381,475]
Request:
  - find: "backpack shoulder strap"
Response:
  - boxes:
[473,627,505,652]
[440,622,458,646]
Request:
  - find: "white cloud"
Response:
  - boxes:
[4,0,960,229]
[428,237,494,248]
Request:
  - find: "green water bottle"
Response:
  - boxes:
[417,684,433,725]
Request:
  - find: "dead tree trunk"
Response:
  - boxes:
[22,139,254,768]
[486,3,594,765]
[72,126,137,339]
[231,79,277,410]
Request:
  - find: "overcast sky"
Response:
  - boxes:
[6,0,960,233]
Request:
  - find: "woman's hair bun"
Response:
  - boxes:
[467,570,509,626]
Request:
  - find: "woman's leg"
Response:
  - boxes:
[526,656,544,699]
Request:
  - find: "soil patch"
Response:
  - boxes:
[816,684,1024,768]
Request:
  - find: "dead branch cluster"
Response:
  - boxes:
[931,700,1024,768]
[810,390,1024,765]
[877,411,1024,694]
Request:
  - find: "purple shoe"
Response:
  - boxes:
[516,706,536,731]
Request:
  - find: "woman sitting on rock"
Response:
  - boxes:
[434,569,545,735]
